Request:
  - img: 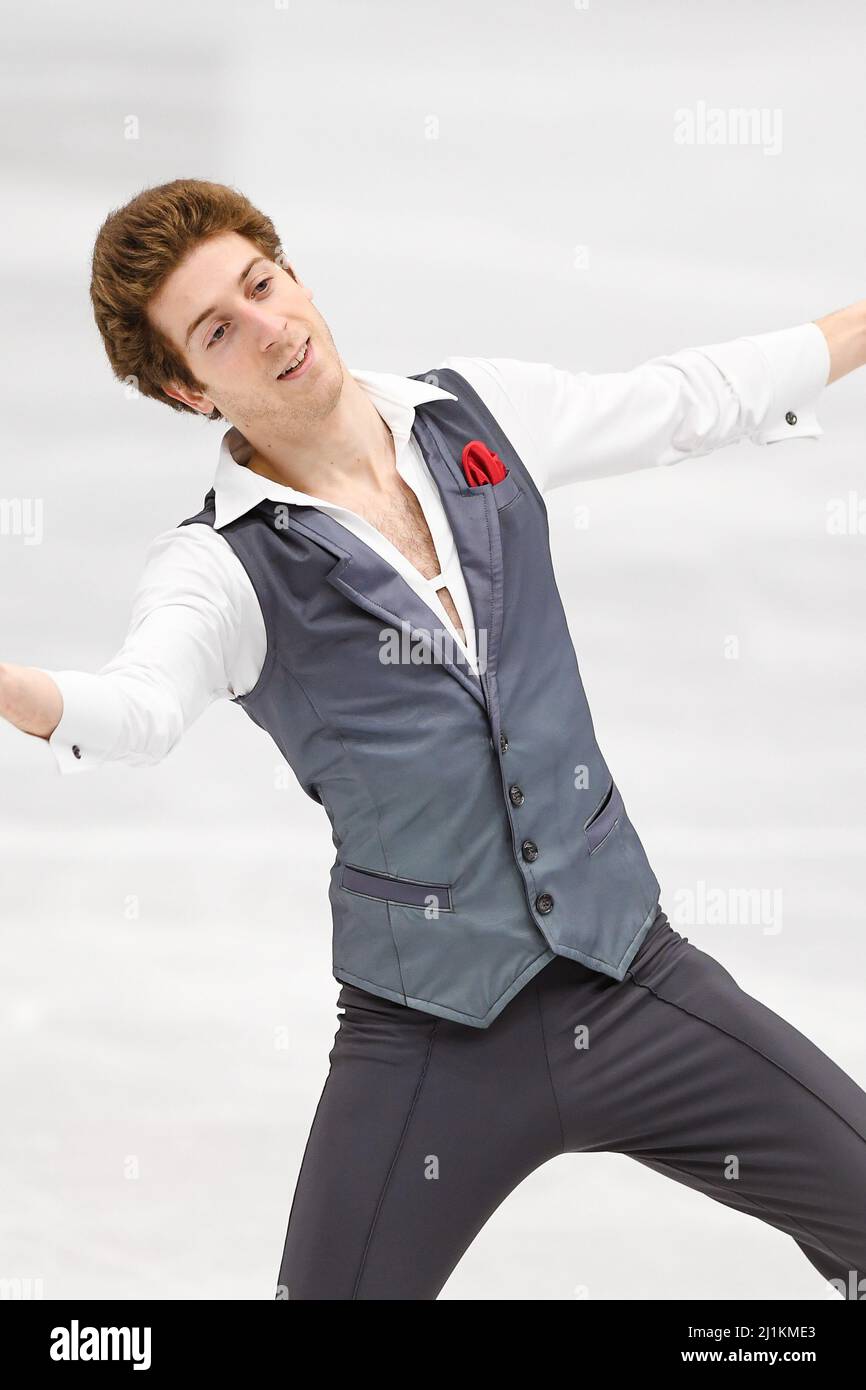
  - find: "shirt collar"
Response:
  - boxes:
[212,366,458,531]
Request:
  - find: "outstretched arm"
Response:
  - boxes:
[0,525,263,774]
[443,302,866,494]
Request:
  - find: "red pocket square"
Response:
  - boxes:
[461,439,508,487]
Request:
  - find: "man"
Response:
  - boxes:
[3,178,866,1300]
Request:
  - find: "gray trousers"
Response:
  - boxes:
[276,908,866,1299]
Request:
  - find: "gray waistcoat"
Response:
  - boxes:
[179,368,661,1027]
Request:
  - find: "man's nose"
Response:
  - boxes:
[243,300,289,350]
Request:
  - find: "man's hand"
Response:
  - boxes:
[0,664,63,739]
[813,300,866,384]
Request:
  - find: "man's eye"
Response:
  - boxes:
[206,276,273,347]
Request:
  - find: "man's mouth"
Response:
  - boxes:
[276,336,313,381]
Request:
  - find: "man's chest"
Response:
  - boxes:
[349,478,466,640]
[358,480,441,577]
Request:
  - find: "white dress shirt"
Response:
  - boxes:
[38,322,831,775]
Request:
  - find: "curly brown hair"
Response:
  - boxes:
[89,178,294,421]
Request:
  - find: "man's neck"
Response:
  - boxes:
[241,369,399,502]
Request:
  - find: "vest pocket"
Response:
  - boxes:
[491,470,521,509]
[584,780,625,854]
[340,862,454,912]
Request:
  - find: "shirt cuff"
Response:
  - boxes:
[43,669,126,775]
[697,321,831,445]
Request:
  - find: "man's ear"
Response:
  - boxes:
[164,381,215,415]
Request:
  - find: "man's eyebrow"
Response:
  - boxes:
[184,256,270,348]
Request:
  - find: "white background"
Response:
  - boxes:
[1,0,865,1299]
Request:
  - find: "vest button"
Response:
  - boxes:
[521,839,538,862]
[499,732,509,754]
[72,745,82,760]
[508,784,524,806]
[535,892,554,914]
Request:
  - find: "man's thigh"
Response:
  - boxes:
[537,916,866,1292]
[276,979,563,1300]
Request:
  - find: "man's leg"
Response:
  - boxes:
[275,974,564,1299]
[536,910,866,1298]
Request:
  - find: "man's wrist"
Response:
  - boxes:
[0,664,63,738]
[813,300,866,385]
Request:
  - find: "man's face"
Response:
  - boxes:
[148,230,343,432]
